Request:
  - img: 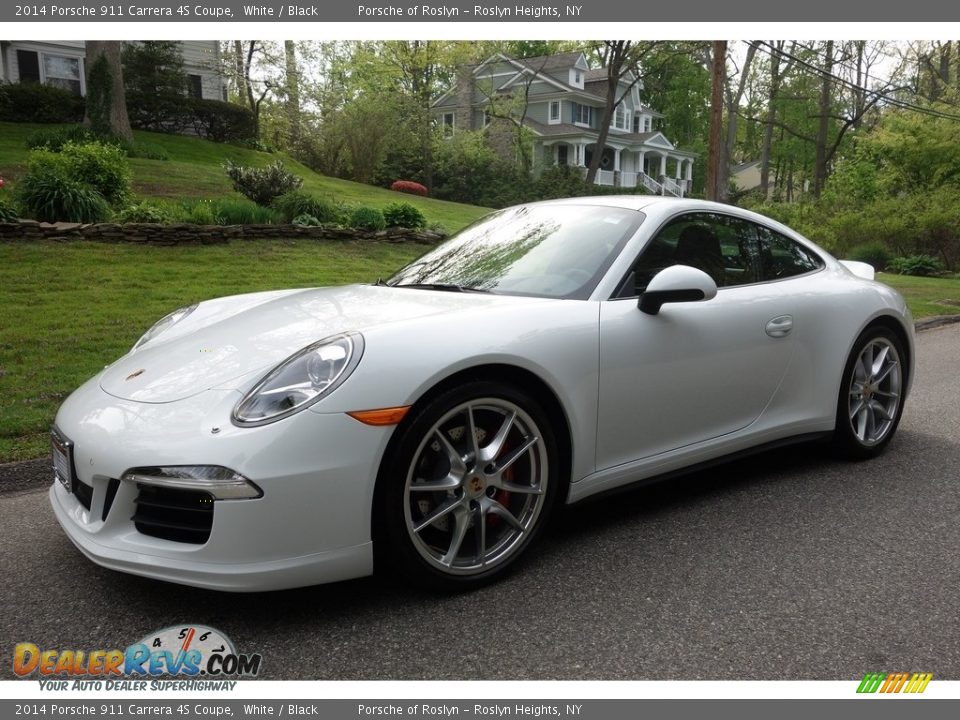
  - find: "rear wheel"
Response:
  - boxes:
[834,327,906,459]
[374,381,560,590]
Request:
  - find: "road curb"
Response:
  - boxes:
[915,314,960,332]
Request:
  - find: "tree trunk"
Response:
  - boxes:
[814,40,834,198]
[586,41,630,185]
[720,42,757,202]
[233,41,247,100]
[84,41,132,142]
[706,41,726,201]
[759,42,784,196]
[284,40,301,151]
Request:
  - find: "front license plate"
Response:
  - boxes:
[51,428,74,493]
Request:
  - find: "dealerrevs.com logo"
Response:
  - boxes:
[857,672,933,694]
[14,625,261,691]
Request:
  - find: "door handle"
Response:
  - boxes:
[765,315,793,338]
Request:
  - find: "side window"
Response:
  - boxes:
[622,213,759,296]
[756,226,823,280]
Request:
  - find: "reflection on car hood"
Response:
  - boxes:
[99,284,543,403]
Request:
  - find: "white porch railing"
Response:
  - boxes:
[638,172,663,195]
[596,169,615,186]
[620,171,637,188]
[661,177,684,197]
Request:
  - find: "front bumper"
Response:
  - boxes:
[49,378,393,591]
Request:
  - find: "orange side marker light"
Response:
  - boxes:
[347,406,411,426]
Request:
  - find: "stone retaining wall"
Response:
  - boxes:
[0,220,446,245]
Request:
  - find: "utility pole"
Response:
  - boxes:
[707,41,727,202]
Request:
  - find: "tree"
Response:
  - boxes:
[706,41,726,201]
[284,40,301,151]
[584,41,658,185]
[84,41,132,141]
[122,41,188,131]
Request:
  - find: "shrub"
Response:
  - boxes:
[56,142,132,206]
[848,242,892,271]
[224,160,303,207]
[292,214,322,227]
[0,198,18,223]
[213,197,279,225]
[186,99,257,144]
[116,202,174,224]
[390,180,428,197]
[122,41,188,132]
[26,125,100,152]
[179,200,218,225]
[272,190,344,224]
[15,169,111,223]
[0,83,85,123]
[888,254,945,277]
[382,201,425,229]
[348,206,386,231]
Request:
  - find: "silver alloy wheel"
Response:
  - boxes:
[402,398,549,575]
[847,337,902,446]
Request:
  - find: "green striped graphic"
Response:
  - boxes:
[857,673,886,693]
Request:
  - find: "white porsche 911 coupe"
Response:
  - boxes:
[50,197,913,591]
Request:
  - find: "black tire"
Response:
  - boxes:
[373,380,561,591]
[833,326,907,460]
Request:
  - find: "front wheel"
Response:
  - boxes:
[833,327,906,459]
[374,381,560,590]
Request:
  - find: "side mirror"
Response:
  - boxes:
[639,265,718,315]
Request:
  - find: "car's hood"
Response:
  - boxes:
[100,284,544,403]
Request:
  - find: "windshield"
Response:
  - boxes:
[387,204,644,299]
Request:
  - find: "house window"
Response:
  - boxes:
[442,112,455,137]
[575,71,582,85]
[574,103,591,126]
[42,54,83,96]
[549,100,560,124]
[483,111,492,128]
[16,50,41,83]
[633,114,641,133]
[613,104,629,131]
[188,74,203,99]
[644,117,652,132]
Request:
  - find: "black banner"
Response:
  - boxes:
[4,0,960,22]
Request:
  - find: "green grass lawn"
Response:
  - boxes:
[876,272,960,319]
[0,239,427,463]
[0,122,489,233]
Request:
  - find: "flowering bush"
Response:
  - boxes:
[390,180,428,197]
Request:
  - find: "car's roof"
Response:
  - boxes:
[527,195,734,214]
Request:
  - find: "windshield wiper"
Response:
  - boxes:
[391,283,490,293]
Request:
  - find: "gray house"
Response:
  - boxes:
[433,51,695,196]
[0,40,226,101]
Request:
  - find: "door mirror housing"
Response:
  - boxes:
[639,265,718,315]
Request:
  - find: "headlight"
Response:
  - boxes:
[232,333,363,426]
[132,304,198,351]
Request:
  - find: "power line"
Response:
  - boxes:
[754,41,960,123]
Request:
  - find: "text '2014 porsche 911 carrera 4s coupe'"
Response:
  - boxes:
[50,197,913,591]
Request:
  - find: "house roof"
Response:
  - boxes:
[732,160,761,174]
[513,51,587,74]
[583,68,609,82]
